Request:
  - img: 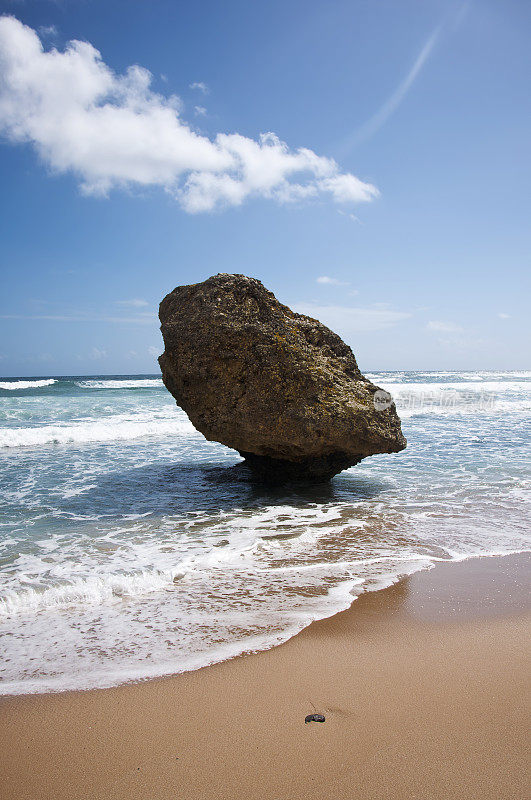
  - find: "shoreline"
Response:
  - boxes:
[1,552,529,799]
[2,549,529,698]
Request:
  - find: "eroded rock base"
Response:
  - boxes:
[238,451,363,483]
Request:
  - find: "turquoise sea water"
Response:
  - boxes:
[1,371,530,694]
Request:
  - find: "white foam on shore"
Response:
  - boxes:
[0,579,364,696]
[2,550,528,696]
[0,572,373,696]
[0,569,183,616]
[0,379,57,390]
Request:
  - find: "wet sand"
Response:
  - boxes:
[1,552,529,800]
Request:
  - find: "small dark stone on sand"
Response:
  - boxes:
[305,713,326,723]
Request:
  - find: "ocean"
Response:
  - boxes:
[1,371,530,695]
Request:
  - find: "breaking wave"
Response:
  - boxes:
[0,379,57,390]
[75,378,164,389]
[0,414,197,447]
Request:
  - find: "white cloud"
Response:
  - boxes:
[427,320,463,333]
[0,17,379,213]
[89,347,107,360]
[38,25,57,37]
[497,312,510,319]
[148,345,159,357]
[194,105,207,117]
[115,298,149,307]
[189,81,208,94]
[316,276,349,286]
[294,303,411,333]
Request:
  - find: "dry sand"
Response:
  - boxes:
[1,553,529,800]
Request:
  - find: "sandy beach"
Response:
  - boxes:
[1,552,529,800]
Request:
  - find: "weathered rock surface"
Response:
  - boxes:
[159,274,406,482]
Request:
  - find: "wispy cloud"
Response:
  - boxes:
[0,17,378,213]
[294,303,411,333]
[0,312,156,325]
[338,209,363,224]
[115,298,149,308]
[426,318,484,350]
[427,320,463,333]
[434,334,485,351]
[189,81,209,94]
[194,105,207,117]
[497,312,511,319]
[38,24,57,38]
[316,276,350,286]
[336,2,471,154]
[337,26,441,154]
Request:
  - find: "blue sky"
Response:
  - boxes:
[0,0,529,376]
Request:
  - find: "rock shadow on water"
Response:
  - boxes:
[60,458,391,521]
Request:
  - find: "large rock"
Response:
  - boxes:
[159,274,406,482]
